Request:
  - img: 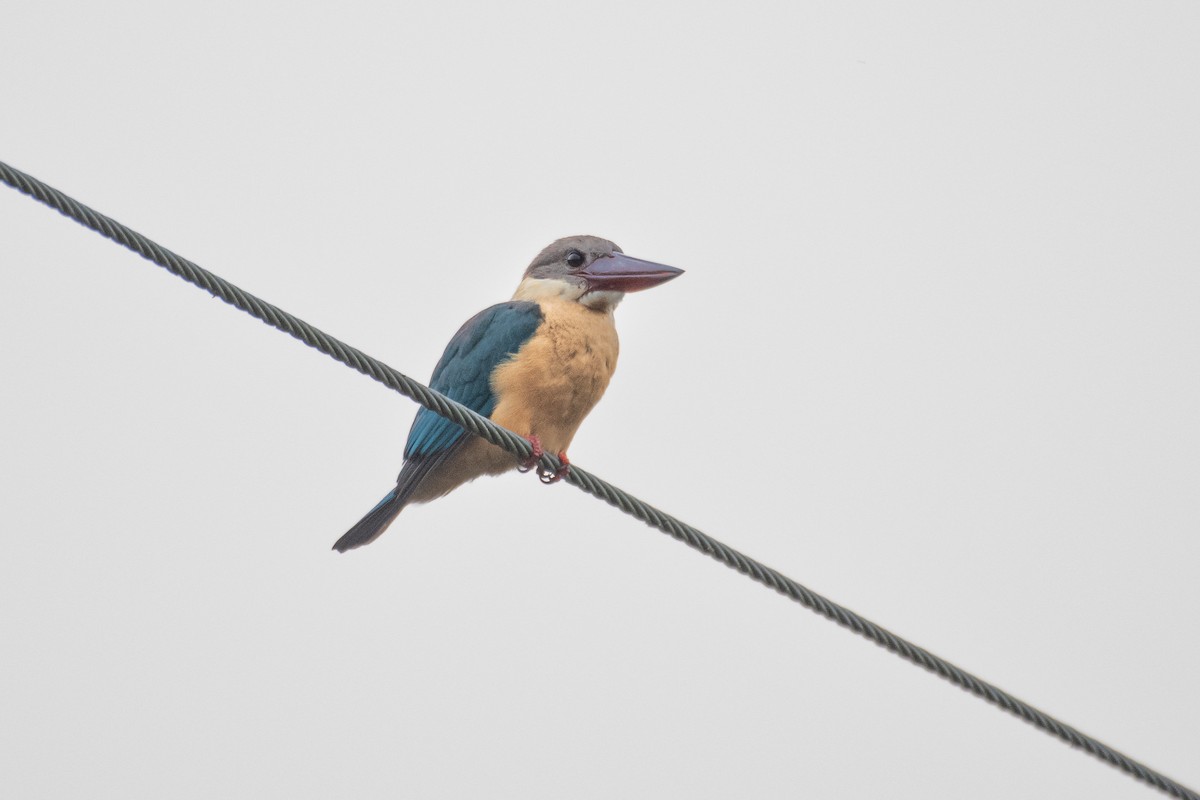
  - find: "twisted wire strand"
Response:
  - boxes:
[2,159,1195,800]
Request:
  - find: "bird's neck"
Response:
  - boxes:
[512,277,623,313]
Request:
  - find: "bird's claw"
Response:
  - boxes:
[518,435,568,483]
[517,435,544,473]
[538,451,570,484]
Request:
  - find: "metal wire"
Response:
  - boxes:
[2,158,1195,800]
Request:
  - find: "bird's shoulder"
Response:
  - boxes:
[430,301,544,391]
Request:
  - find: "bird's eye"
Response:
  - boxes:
[565,250,585,268]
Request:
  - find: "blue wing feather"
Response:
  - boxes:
[403,301,543,460]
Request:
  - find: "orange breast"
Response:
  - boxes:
[489,299,620,454]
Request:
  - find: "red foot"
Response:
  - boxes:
[539,451,570,484]
[517,435,544,473]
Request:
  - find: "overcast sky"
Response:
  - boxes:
[2,2,1198,798]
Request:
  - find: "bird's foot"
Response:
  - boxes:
[538,451,570,484]
[517,435,544,473]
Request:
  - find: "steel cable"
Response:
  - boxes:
[2,159,1194,800]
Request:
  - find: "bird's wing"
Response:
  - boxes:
[403,301,543,460]
[333,301,543,552]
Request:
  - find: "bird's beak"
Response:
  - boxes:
[580,253,685,293]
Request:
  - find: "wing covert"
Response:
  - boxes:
[403,301,542,460]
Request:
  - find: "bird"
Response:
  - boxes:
[332,235,683,552]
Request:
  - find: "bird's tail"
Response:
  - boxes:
[333,488,408,552]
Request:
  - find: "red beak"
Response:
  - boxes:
[580,253,684,293]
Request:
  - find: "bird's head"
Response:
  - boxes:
[514,235,683,312]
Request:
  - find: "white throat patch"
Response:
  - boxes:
[512,278,625,312]
[579,290,624,312]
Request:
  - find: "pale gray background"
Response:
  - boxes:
[2,2,1197,798]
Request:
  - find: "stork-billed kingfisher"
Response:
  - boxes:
[333,235,683,552]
